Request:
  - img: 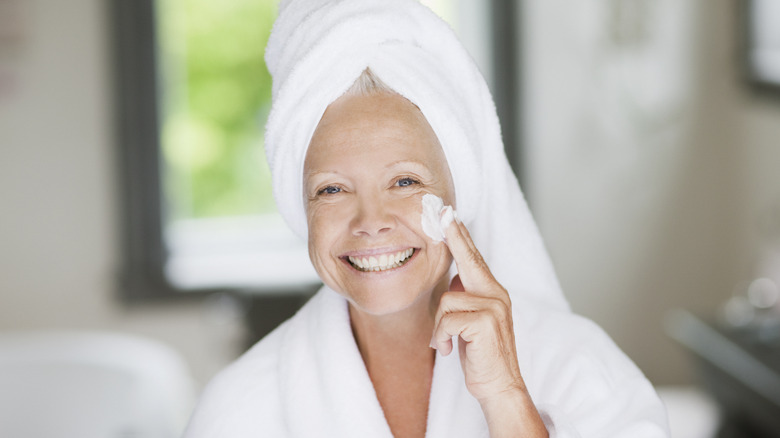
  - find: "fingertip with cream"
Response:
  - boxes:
[421,193,458,244]
[440,205,455,231]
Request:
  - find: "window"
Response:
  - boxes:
[154,0,320,292]
[112,0,521,300]
[744,0,780,91]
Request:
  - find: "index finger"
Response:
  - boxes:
[442,210,497,293]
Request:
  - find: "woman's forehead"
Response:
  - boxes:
[305,92,449,172]
[314,92,430,139]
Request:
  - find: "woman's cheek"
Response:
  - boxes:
[385,194,421,230]
[308,201,347,243]
[306,204,338,282]
[399,191,445,232]
[306,202,331,246]
[306,198,335,223]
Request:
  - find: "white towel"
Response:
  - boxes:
[263,0,568,311]
[183,288,669,437]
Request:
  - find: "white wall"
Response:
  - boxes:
[0,0,245,387]
[523,0,780,384]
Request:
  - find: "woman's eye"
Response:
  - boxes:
[318,186,341,195]
[396,177,419,188]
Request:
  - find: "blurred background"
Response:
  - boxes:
[1,0,779,436]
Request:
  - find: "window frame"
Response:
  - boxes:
[110,0,523,301]
[112,0,182,301]
[741,0,780,96]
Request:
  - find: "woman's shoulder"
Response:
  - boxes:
[198,290,327,392]
[205,318,289,398]
[512,301,669,436]
[182,292,326,437]
[182,323,289,437]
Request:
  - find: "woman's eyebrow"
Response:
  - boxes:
[385,160,432,174]
[303,170,343,187]
[304,168,348,179]
[305,170,341,179]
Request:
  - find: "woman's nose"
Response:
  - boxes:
[351,195,395,237]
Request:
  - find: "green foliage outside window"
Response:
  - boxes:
[157,0,278,221]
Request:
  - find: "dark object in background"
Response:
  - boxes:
[244,291,316,347]
[668,310,780,438]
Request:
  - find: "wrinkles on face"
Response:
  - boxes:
[304,91,455,316]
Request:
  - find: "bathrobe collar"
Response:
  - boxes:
[277,287,487,437]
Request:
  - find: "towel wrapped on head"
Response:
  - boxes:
[264,0,569,311]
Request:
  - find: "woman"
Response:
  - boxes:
[184,1,669,437]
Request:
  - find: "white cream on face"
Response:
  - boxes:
[421,193,456,243]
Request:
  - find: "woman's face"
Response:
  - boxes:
[304,92,455,316]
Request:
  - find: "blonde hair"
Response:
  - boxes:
[344,67,396,96]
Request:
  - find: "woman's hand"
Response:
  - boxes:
[431,217,548,437]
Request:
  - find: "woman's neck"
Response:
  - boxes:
[349,301,433,359]
[348,275,448,360]
[348,280,448,438]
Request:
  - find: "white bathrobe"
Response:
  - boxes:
[184,1,670,435]
[183,286,668,437]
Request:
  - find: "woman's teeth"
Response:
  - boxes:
[348,249,414,272]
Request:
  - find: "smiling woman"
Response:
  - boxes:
[304,80,455,317]
[182,1,670,437]
[304,90,460,438]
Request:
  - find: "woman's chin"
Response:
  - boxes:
[327,273,422,315]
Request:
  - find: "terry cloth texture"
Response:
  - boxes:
[183,288,670,437]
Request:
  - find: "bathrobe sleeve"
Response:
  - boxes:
[516,307,670,437]
[181,324,287,438]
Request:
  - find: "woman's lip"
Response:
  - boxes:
[339,246,417,258]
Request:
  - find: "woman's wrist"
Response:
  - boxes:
[479,386,549,438]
